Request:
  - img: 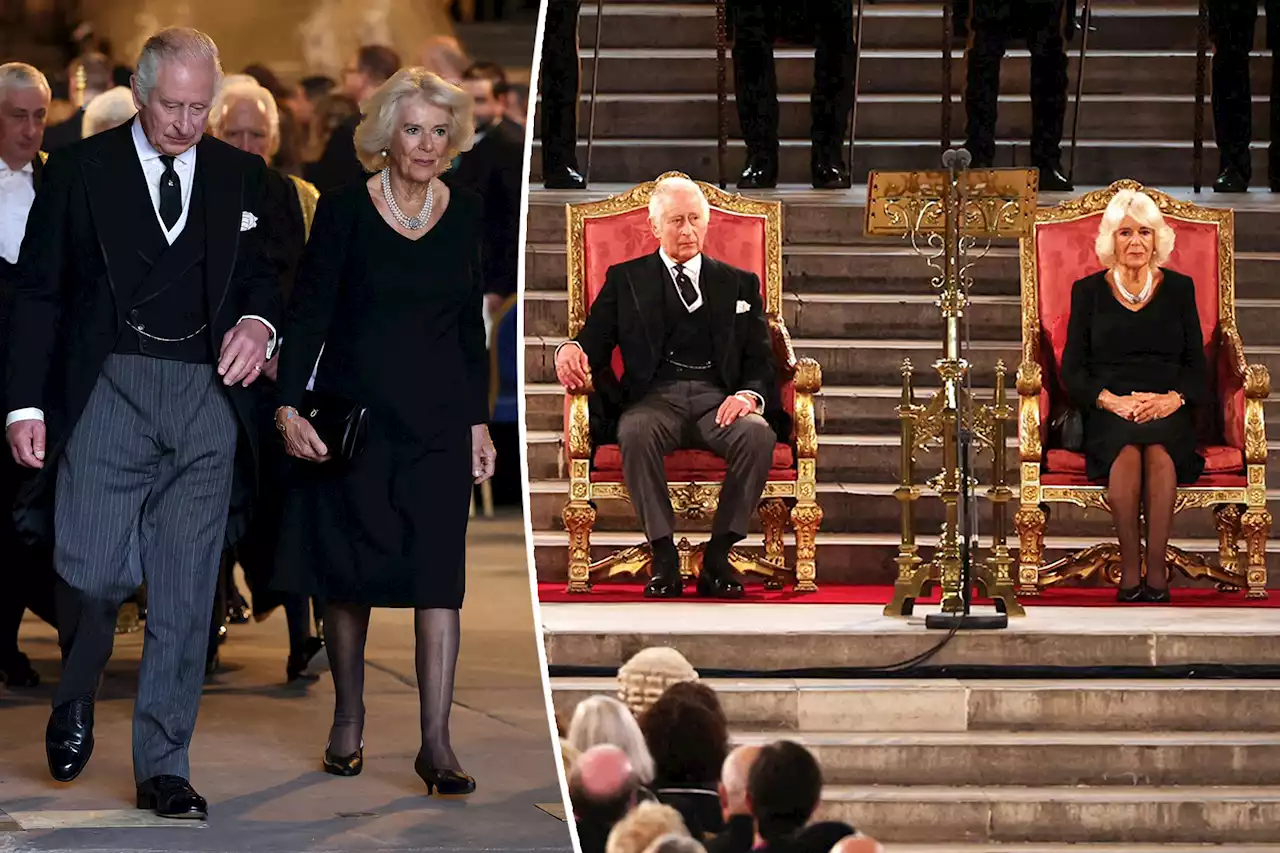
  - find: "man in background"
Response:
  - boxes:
[1207,0,1280,191]
[539,0,586,189]
[42,51,111,151]
[307,44,400,192]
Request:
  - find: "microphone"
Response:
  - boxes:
[941,147,972,174]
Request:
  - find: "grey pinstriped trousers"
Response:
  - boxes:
[52,353,237,783]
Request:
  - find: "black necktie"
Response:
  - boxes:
[158,154,181,230]
[673,263,698,309]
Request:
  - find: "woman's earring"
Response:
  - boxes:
[381,148,389,158]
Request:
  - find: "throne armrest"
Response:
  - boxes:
[768,316,799,379]
[1016,361,1044,463]
[793,357,822,461]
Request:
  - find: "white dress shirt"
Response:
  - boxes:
[0,159,35,265]
[5,120,277,427]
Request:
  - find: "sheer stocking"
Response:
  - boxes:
[1108,446,1144,589]
[325,602,371,757]
[1142,444,1178,591]
[415,607,463,772]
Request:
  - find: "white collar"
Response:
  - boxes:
[131,116,197,166]
[659,248,702,278]
[0,159,34,175]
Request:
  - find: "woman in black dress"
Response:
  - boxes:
[1061,189,1209,603]
[272,68,496,794]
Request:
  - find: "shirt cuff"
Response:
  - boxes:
[555,339,583,357]
[239,315,278,359]
[734,390,764,414]
[6,408,44,427]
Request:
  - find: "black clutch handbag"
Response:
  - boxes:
[1051,407,1084,452]
[300,390,369,462]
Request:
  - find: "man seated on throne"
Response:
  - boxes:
[553,176,786,599]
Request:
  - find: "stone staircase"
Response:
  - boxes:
[525,0,1280,588]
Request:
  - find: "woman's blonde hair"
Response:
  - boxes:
[353,67,475,172]
[1094,189,1176,269]
[605,803,689,853]
[567,694,656,784]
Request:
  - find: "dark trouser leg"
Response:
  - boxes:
[731,0,780,159]
[964,27,1007,166]
[1267,0,1280,183]
[617,385,687,543]
[130,361,238,783]
[52,578,118,705]
[1209,0,1257,179]
[1107,445,1144,590]
[810,0,855,158]
[283,595,312,657]
[1027,9,1069,168]
[540,0,584,171]
[691,385,775,540]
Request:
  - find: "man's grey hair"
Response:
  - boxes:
[648,176,710,224]
[82,86,138,137]
[134,27,223,105]
[209,77,280,136]
[0,62,51,103]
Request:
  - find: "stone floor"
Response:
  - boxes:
[0,513,572,853]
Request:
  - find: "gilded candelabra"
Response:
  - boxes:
[866,160,1037,618]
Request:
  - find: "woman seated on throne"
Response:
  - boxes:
[1061,189,1209,604]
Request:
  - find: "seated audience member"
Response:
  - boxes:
[706,745,760,853]
[80,85,136,137]
[748,741,855,853]
[569,695,657,785]
[1060,189,1207,604]
[570,744,644,853]
[828,836,884,853]
[617,646,700,717]
[606,802,690,853]
[645,834,707,853]
[641,682,730,838]
[554,176,786,600]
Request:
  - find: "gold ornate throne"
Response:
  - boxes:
[561,172,822,593]
[1015,180,1270,598]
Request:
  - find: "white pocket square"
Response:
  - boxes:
[240,211,258,231]
[735,300,752,314]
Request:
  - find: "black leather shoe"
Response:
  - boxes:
[644,542,683,598]
[697,551,745,599]
[1214,168,1248,193]
[415,753,476,796]
[322,740,364,776]
[47,697,94,782]
[738,154,778,189]
[1116,585,1145,603]
[136,775,207,820]
[543,164,586,190]
[644,575,683,598]
[1036,164,1073,192]
[1142,584,1171,604]
[0,651,39,687]
[811,153,851,190]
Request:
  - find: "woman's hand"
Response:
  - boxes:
[472,424,496,484]
[276,407,330,462]
[1132,391,1183,423]
[1097,390,1140,420]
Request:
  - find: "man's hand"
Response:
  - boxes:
[219,318,272,387]
[484,293,506,315]
[555,343,590,391]
[7,419,45,469]
[715,394,756,427]
[1132,391,1183,423]
[276,407,330,463]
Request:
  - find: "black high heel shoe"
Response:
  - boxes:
[1142,584,1171,604]
[322,740,364,777]
[1116,585,1145,603]
[414,753,476,796]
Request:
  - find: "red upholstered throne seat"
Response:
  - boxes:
[560,172,823,593]
[1016,180,1269,599]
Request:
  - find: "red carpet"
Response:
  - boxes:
[537,582,1279,607]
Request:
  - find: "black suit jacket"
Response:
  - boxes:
[448,118,524,298]
[574,251,789,443]
[7,121,283,542]
[304,114,365,194]
[41,110,83,152]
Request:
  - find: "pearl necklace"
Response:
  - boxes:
[381,168,433,230]
[1115,267,1154,305]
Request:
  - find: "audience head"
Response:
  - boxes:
[617,646,699,717]
[240,63,289,101]
[502,81,528,126]
[68,51,113,108]
[353,67,474,182]
[342,44,401,103]
[639,681,729,786]
[718,744,761,819]
[605,802,689,853]
[568,694,656,784]
[643,833,705,853]
[648,176,711,265]
[569,744,640,826]
[0,62,50,168]
[829,836,884,853]
[419,35,470,85]
[287,74,335,126]
[82,86,137,137]
[460,61,507,131]
[747,741,823,843]
[1095,188,1175,274]
[210,78,279,161]
[131,27,222,156]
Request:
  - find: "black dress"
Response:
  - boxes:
[272,181,489,609]
[1060,269,1209,484]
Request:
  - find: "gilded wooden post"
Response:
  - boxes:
[983,361,1024,615]
[885,359,925,616]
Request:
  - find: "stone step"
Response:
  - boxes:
[576,4,1230,52]
[524,192,1280,254]
[553,93,1269,143]
[814,785,1280,843]
[569,49,1270,97]
[549,677,1280,732]
[530,138,1270,189]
